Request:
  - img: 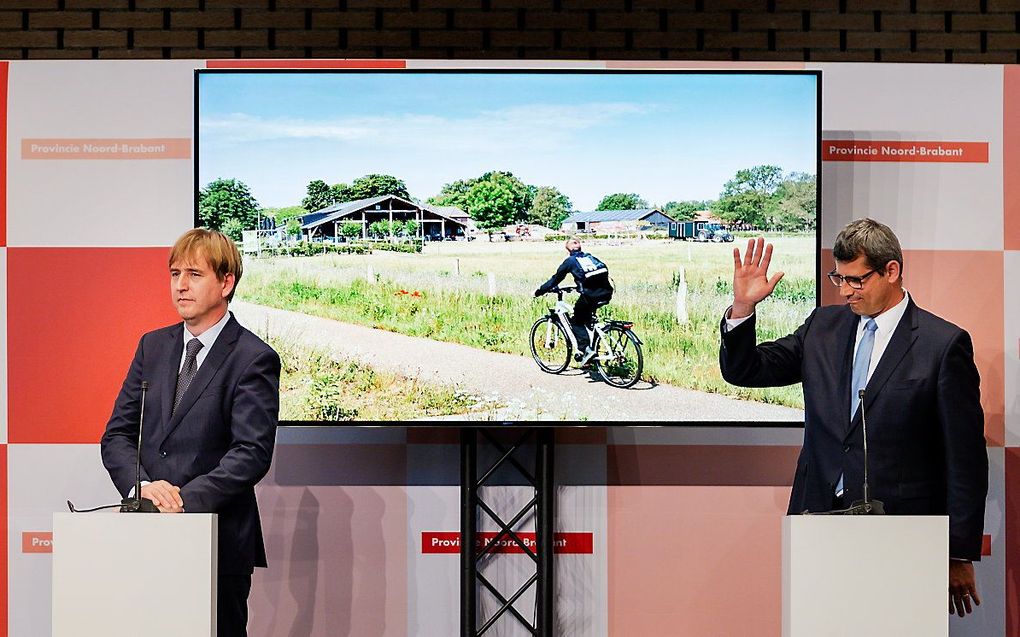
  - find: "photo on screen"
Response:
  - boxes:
[195,69,820,424]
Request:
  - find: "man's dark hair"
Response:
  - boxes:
[832,218,904,276]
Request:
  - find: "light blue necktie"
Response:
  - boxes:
[850,319,878,420]
[836,318,878,497]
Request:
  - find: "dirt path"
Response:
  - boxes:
[232,301,804,423]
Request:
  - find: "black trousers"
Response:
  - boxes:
[218,573,252,637]
[571,289,613,351]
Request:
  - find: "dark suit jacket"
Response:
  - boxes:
[720,298,987,561]
[101,314,281,575]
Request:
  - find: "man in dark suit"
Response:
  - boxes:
[719,219,987,618]
[101,228,280,637]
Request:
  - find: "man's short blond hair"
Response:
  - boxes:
[169,228,243,302]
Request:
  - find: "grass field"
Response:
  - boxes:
[265,334,499,421]
[239,235,816,410]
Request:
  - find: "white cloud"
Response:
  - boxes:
[200,102,651,152]
[201,112,374,143]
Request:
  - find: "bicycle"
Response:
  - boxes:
[529,286,644,388]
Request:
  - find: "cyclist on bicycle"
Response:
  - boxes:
[534,238,614,364]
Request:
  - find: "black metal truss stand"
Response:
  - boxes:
[460,427,555,637]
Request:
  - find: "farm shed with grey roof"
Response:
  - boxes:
[298,194,470,241]
[560,209,676,233]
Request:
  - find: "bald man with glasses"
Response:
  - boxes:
[719,218,988,619]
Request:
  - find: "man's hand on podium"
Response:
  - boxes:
[949,560,980,617]
[141,480,184,513]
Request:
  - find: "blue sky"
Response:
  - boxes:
[198,71,818,211]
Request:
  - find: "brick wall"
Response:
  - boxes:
[0,0,1017,62]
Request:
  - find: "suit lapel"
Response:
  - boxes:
[834,308,859,435]
[161,326,184,429]
[845,299,918,441]
[862,299,918,409]
[158,315,240,446]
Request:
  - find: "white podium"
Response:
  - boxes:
[782,515,948,637]
[52,512,218,637]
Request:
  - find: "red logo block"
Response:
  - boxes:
[421,532,594,554]
[22,532,53,554]
[823,140,988,163]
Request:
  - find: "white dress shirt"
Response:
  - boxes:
[850,290,909,384]
[179,309,232,372]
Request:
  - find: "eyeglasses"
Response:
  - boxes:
[827,269,877,290]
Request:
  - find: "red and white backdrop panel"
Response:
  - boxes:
[0,59,1015,636]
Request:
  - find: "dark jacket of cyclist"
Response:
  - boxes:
[534,239,614,356]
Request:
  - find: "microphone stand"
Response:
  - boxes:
[120,381,159,513]
[848,388,885,514]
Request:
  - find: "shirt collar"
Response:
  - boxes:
[183,309,232,352]
[859,289,909,334]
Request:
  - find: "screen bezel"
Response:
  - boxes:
[194,66,823,428]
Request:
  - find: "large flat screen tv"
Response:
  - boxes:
[196,68,820,424]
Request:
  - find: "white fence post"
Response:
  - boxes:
[675,265,689,325]
[366,264,374,281]
[487,272,497,297]
[455,258,461,276]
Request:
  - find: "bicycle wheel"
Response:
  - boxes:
[530,317,572,374]
[594,326,643,388]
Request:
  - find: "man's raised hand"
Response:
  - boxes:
[731,237,784,319]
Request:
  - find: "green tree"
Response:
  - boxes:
[663,200,708,222]
[301,179,334,212]
[465,172,532,238]
[348,174,410,200]
[368,220,396,239]
[428,178,476,212]
[596,192,648,211]
[262,205,307,225]
[304,175,410,212]
[528,186,573,229]
[285,218,303,238]
[330,182,354,204]
[220,218,245,242]
[713,165,785,228]
[773,173,817,231]
[429,171,532,217]
[402,220,419,237]
[340,222,363,240]
[198,178,260,233]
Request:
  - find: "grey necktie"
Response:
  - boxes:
[173,338,204,416]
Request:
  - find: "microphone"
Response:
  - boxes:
[120,381,158,513]
[804,389,885,516]
[67,500,123,513]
